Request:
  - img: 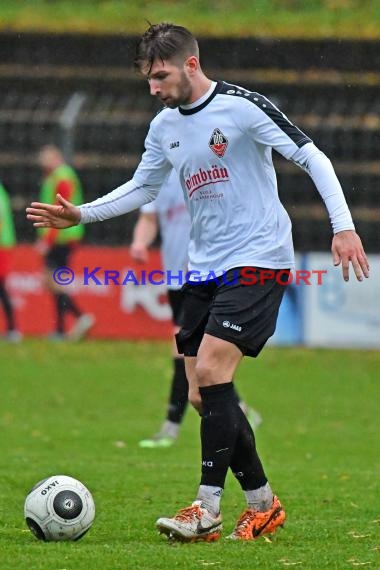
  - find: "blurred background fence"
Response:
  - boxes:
[1,32,379,250]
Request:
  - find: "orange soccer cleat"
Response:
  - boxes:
[228,496,285,540]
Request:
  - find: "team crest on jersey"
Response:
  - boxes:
[209,128,228,158]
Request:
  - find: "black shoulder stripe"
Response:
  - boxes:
[220,81,312,149]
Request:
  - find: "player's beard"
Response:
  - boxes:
[164,70,193,108]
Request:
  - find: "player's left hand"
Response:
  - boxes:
[332,230,369,282]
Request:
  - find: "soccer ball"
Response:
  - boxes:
[24,475,95,541]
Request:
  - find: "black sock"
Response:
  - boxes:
[167,357,188,424]
[55,292,82,333]
[230,406,267,490]
[61,293,81,318]
[199,382,241,488]
[55,293,66,333]
[0,280,15,331]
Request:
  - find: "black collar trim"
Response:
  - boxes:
[179,81,223,115]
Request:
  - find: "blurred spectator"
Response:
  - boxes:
[37,145,95,340]
[0,181,22,342]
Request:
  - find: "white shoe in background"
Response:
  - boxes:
[69,314,95,341]
[4,330,23,343]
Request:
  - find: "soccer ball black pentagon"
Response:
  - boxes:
[24,475,95,541]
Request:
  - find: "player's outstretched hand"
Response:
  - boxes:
[26,193,81,229]
[332,229,369,282]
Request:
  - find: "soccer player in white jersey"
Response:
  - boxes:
[131,170,262,448]
[27,22,369,543]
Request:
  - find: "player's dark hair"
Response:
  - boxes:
[134,22,199,73]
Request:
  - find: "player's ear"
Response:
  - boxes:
[185,56,199,74]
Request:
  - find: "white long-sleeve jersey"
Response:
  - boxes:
[80,80,354,278]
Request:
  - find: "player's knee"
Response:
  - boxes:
[194,359,217,386]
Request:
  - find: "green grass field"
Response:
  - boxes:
[1,0,380,38]
[1,340,379,569]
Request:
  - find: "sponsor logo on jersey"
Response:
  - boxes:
[209,128,228,157]
[170,140,180,149]
[184,165,230,197]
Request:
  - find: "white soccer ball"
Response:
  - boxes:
[24,475,95,541]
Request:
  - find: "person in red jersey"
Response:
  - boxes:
[0,180,21,341]
[37,145,94,340]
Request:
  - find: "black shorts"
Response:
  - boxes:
[176,267,288,358]
[167,288,185,327]
[45,245,72,270]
